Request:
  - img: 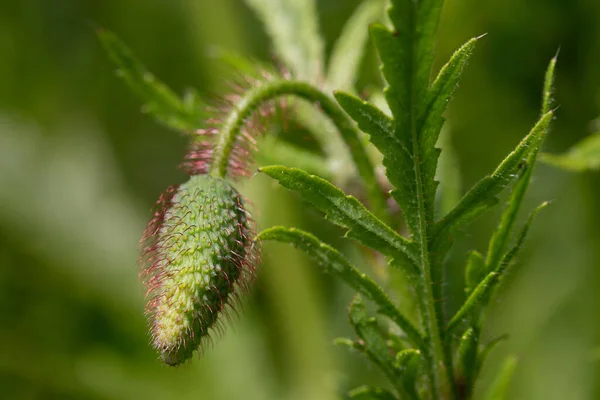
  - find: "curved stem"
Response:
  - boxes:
[210,79,389,223]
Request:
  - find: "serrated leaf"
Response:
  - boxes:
[485,57,556,272]
[541,132,600,172]
[420,38,478,221]
[334,91,420,234]
[348,295,401,386]
[285,91,390,224]
[359,0,446,236]
[372,0,443,126]
[257,226,424,347]
[97,28,205,132]
[433,111,554,247]
[259,166,417,273]
[446,202,548,333]
[348,386,397,400]
[244,0,324,82]
[465,250,485,294]
[482,356,518,400]
[327,0,384,90]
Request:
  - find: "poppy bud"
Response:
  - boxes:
[140,175,255,365]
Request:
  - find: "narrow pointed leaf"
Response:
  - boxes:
[482,356,518,400]
[334,337,365,352]
[244,0,324,82]
[542,54,558,115]
[433,111,554,246]
[348,296,417,399]
[420,38,479,221]
[348,295,400,386]
[541,132,600,172]
[97,29,204,132]
[334,91,421,236]
[259,166,417,272]
[348,386,397,400]
[257,226,424,347]
[446,271,500,334]
[327,0,384,90]
[455,327,479,397]
[486,57,556,272]
[360,0,444,235]
[446,203,548,333]
[395,349,422,400]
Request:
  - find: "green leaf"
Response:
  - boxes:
[334,92,410,216]
[336,39,478,236]
[446,202,549,333]
[446,271,500,334]
[334,337,365,352]
[420,38,479,221]
[395,349,422,400]
[348,295,401,388]
[327,0,384,90]
[243,0,324,82]
[485,57,556,272]
[464,250,485,294]
[334,91,421,236]
[542,53,558,115]
[97,28,205,132]
[361,0,449,235]
[348,386,397,400]
[482,356,518,400]
[291,98,390,224]
[337,2,476,397]
[257,226,424,347]
[454,327,479,397]
[259,166,417,273]
[541,132,600,172]
[433,111,554,247]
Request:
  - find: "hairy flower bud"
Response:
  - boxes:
[140,174,256,365]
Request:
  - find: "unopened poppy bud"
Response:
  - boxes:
[140,175,256,365]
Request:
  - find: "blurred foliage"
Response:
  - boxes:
[0,1,598,399]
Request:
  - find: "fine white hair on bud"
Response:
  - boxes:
[139,174,257,365]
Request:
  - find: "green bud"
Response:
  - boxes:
[140,175,255,365]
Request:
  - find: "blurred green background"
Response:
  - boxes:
[0,1,598,399]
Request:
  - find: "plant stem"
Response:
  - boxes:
[210,79,389,223]
[412,144,453,399]
[406,33,453,400]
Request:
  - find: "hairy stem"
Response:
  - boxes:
[413,140,453,399]
[210,79,389,222]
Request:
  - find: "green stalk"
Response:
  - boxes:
[404,12,453,398]
[411,108,453,399]
[209,79,389,223]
